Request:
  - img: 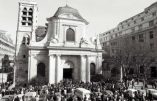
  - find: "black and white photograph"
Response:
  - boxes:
[0,0,157,100]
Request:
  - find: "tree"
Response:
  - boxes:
[2,55,11,73]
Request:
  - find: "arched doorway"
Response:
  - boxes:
[37,63,46,77]
[63,61,74,79]
[150,66,157,77]
[90,63,96,75]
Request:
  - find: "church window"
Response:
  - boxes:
[22,22,26,25]
[22,8,27,16]
[22,36,30,45]
[22,17,27,21]
[66,28,75,42]
[22,12,27,16]
[28,17,32,22]
[28,22,32,26]
[29,8,33,12]
[21,8,33,26]
[23,8,27,12]
[28,12,33,16]
[28,8,33,16]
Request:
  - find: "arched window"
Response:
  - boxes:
[22,8,27,15]
[29,8,33,12]
[21,8,27,25]
[22,35,30,45]
[28,8,33,16]
[90,63,96,75]
[66,28,75,42]
[22,8,27,12]
[37,63,46,77]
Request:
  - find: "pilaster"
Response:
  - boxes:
[86,55,90,82]
[80,55,86,82]
[55,54,61,83]
[49,54,56,84]
[28,54,37,82]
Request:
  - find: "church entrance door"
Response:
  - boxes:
[63,61,74,79]
[63,68,73,79]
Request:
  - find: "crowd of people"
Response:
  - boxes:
[0,79,156,101]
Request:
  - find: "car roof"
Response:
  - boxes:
[127,89,137,92]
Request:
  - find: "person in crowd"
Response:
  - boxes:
[14,96,20,101]
[0,78,151,101]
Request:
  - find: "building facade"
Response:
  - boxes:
[0,30,15,68]
[15,0,102,85]
[100,2,157,79]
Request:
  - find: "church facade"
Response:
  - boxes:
[15,0,102,85]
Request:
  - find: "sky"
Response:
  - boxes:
[0,0,157,44]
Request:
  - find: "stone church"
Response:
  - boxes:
[15,0,102,85]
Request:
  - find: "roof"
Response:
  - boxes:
[147,1,157,9]
[76,88,91,93]
[0,30,14,44]
[53,5,89,24]
[20,0,37,4]
[25,92,36,96]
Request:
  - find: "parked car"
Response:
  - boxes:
[75,88,91,100]
[126,89,137,98]
[0,95,14,101]
[147,89,157,99]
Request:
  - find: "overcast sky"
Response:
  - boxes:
[0,0,157,43]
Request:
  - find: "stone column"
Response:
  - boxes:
[49,55,56,84]
[55,54,61,83]
[86,56,90,82]
[80,55,86,82]
[28,54,31,82]
[28,54,37,82]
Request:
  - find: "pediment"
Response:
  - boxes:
[59,13,79,20]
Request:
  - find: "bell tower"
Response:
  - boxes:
[15,0,38,85]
